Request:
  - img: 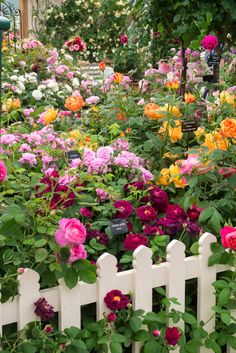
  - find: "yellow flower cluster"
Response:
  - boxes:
[157,164,187,188]
[220,91,236,107]
[69,130,97,150]
[159,120,182,143]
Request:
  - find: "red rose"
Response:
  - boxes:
[165,327,181,346]
[124,233,148,251]
[220,226,236,250]
[104,290,130,311]
[113,200,133,219]
[136,205,157,222]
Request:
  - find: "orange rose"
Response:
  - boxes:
[165,80,180,90]
[202,132,229,151]
[2,98,21,112]
[43,108,58,125]
[157,168,170,186]
[144,103,164,119]
[184,93,196,103]
[113,73,123,84]
[99,62,106,71]
[220,118,236,138]
[65,95,85,111]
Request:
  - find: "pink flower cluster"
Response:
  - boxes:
[65,36,86,52]
[55,218,87,263]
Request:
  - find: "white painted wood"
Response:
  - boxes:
[59,279,81,330]
[0,233,234,353]
[96,252,118,319]
[17,269,40,329]
[198,233,217,353]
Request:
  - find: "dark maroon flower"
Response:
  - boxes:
[120,34,128,45]
[104,290,130,311]
[136,205,157,222]
[186,221,201,237]
[107,312,117,322]
[124,181,145,194]
[34,298,55,320]
[87,229,109,246]
[165,327,182,346]
[127,221,133,232]
[80,207,93,218]
[186,205,203,222]
[143,224,163,235]
[157,217,183,236]
[166,204,186,221]
[140,196,150,203]
[124,233,148,250]
[149,186,169,213]
[113,200,133,219]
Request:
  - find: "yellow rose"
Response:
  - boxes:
[159,120,182,143]
[157,168,170,186]
[194,127,205,140]
[169,164,187,188]
[220,91,236,107]
[202,132,229,151]
[162,104,183,118]
[43,108,58,125]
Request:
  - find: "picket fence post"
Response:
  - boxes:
[18,269,40,329]
[58,279,81,330]
[96,252,118,320]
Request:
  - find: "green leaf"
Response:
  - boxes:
[129,317,142,332]
[221,312,232,325]
[110,341,122,353]
[133,330,150,342]
[144,340,161,353]
[185,339,202,353]
[78,269,96,284]
[190,242,199,255]
[59,247,71,262]
[182,312,197,325]
[199,206,212,223]
[205,338,221,353]
[34,239,47,248]
[112,334,126,343]
[35,248,48,262]
[218,288,230,305]
[227,336,236,349]
[71,339,87,350]
[212,280,229,289]
[64,267,79,289]
[21,343,37,353]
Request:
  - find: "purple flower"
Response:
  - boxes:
[87,229,109,245]
[80,208,93,218]
[104,289,130,311]
[124,181,145,194]
[124,233,148,250]
[186,205,203,222]
[113,200,133,219]
[34,298,55,320]
[157,217,183,236]
[186,221,201,237]
[143,224,163,235]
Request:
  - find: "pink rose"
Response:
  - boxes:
[220,226,236,250]
[68,244,87,263]
[158,63,172,75]
[0,161,7,182]
[55,218,86,246]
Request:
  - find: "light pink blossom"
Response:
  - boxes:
[55,218,86,246]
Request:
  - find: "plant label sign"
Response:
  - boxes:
[109,219,128,235]
[181,121,198,133]
[67,150,81,161]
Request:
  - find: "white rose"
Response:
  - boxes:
[32,90,43,100]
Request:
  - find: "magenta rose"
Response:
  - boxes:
[120,34,128,45]
[124,233,148,251]
[201,34,218,50]
[113,200,133,219]
[165,327,182,346]
[143,224,163,235]
[220,226,236,250]
[34,298,55,321]
[55,218,86,246]
[104,289,130,311]
[136,205,157,222]
[0,161,7,182]
[68,244,87,263]
[80,207,93,218]
[186,205,203,222]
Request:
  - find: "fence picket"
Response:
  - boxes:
[96,252,118,320]
[17,269,40,329]
[59,280,81,330]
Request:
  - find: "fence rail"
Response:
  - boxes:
[0,233,234,353]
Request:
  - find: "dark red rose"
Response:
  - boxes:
[104,290,130,311]
[149,186,169,213]
[34,298,54,320]
[113,200,133,219]
[186,221,202,237]
[124,233,148,251]
[165,327,181,346]
[143,224,163,235]
[136,205,157,222]
[124,181,145,194]
[186,205,203,222]
[120,34,128,45]
[166,204,186,221]
[80,207,93,218]
[87,229,109,246]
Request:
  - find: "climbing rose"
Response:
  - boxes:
[104,290,130,311]
[34,298,55,320]
[201,35,218,50]
[0,161,7,181]
[165,327,182,346]
[55,218,86,246]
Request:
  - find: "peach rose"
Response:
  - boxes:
[184,93,196,103]
[43,108,58,125]
[144,103,164,120]
[202,132,229,151]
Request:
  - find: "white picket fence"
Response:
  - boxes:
[0,233,235,353]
